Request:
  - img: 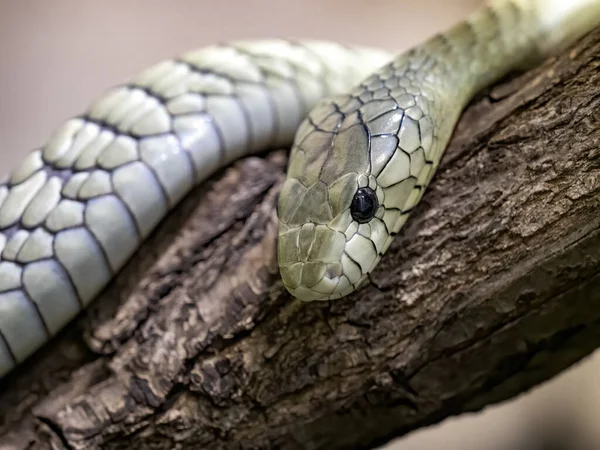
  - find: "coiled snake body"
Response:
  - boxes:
[0,0,599,378]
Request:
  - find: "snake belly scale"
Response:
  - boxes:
[1,0,599,379]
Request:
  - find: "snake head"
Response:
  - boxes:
[277,96,399,301]
[277,171,390,301]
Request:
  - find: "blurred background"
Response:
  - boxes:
[1,1,599,449]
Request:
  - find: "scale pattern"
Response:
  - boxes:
[277,2,543,300]
[0,40,392,377]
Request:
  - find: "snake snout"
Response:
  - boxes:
[279,261,341,289]
[278,224,354,301]
[279,260,349,301]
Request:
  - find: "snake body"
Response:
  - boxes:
[0,0,599,379]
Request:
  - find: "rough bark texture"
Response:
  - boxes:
[2,28,600,450]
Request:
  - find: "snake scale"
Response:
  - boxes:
[0,0,599,379]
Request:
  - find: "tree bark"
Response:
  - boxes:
[2,29,600,450]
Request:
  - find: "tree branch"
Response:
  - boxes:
[2,28,600,450]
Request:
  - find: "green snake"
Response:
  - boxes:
[0,0,599,379]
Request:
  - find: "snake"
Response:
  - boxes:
[0,0,599,380]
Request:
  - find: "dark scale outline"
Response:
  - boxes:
[415,114,425,149]
[189,43,267,81]
[361,72,386,92]
[359,97,402,123]
[379,209,411,243]
[357,109,373,175]
[43,149,138,242]
[234,40,330,82]
[231,40,334,90]
[0,327,16,365]
[3,220,104,330]
[171,57,264,163]
[271,57,312,118]
[342,249,365,276]
[138,133,197,209]
[374,213,392,238]
[169,108,230,184]
[0,223,20,241]
[4,149,45,188]
[22,242,83,312]
[310,101,345,132]
[314,104,345,181]
[0,261,26,294]
[124,74,213,206]
[199,95,243,167]
[0,185,8,222]
[383,174,420,191]
[307,116,339,136]
[370,132,401,140]
[19,175,70,229]
[356,229,379,261]
[381,175,420,216]
[82,193,141,275]
[78,114,172,142]
[291,40,353,95]
[291,55,342,94]
[14,228,56,265]
[120,84,170,106]
[1,229,35,262]
[406,148,430,182]
[362,103,405,129]
[110,159,170,240]
[243,72,284,152]
[51,225,113,306]
[37,201,97,240]
[168,59,244,96]
[0,171,49,230]
[259,73,306,150]
[60,174,91,201]
[74,168,113,200]
[371,86,394,102]
[230,86,259,155]
[1,153,95,236]
[416,160,436,188]
[372,112,407,182]
[70,126,120,173]
[17,275,53,339]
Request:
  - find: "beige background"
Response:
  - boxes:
[1,1,599,449]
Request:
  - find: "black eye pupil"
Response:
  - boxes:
[350,187,378,223]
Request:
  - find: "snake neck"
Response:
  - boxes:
[396,0,600,112]
[372,0,600,163]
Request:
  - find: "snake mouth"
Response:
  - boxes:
[278,223,355,300]
[280,260,363,301]
[279,258,369,301]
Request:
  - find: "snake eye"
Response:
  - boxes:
[350,187,378,223]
